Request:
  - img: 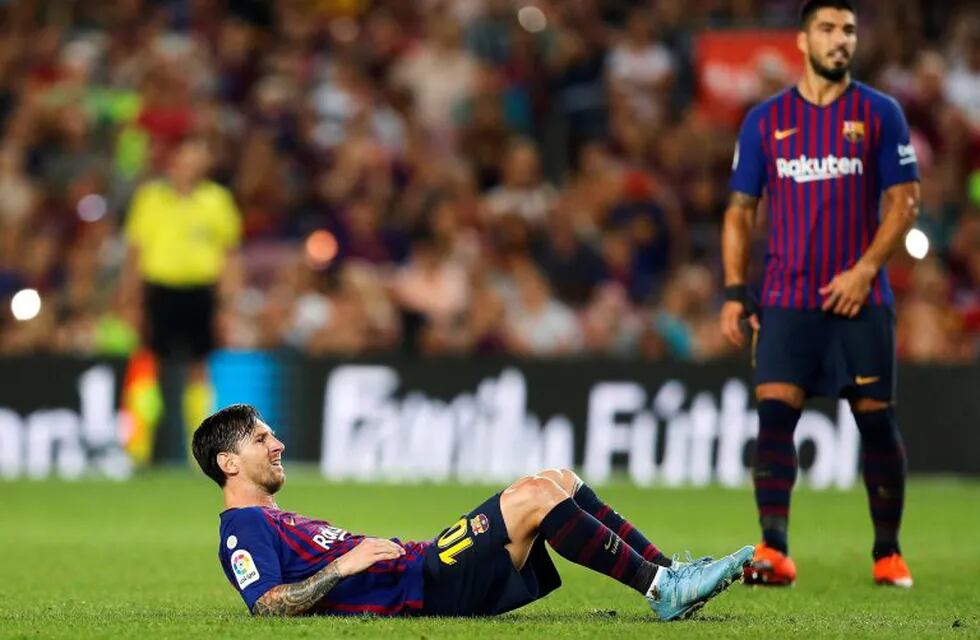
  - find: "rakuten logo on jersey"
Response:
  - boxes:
[776,154,864,183]
[313,526,348,550]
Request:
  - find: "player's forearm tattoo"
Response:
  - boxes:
[252,562,344,617]
[728,192,759,209]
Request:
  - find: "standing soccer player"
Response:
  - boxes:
[721,0,919,587]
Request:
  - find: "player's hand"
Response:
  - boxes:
[819,264,874,317]
[721,301,759,348]
[333,538,405,577]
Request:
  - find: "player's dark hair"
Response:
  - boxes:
[192,404,260,487]
[800,0,856,29]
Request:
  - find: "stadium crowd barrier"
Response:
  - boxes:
[0,354,976,482]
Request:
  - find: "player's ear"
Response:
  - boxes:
[797,29,809,56]
[217,452,239,478]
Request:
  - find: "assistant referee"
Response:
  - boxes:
[124,135,242,459]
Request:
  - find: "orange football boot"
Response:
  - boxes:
[743,542,797,586]
[873,553,913,588]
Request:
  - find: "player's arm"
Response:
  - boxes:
[819,182,920,317]
[820,98,920,317]
[251,561,344,617]
[721,108,766,348]
[721,192,761,347]
[860,181,921,277]
[251,538,405,617]
[120,185,149,302]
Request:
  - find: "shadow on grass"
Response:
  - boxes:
[442,611,741,624]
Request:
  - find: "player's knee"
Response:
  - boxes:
[849,400,901,448]
[756,383,805,408]
[558,468,583,494]
[517,477,567,522]
[503,475,539,498]
[533,468,580,495]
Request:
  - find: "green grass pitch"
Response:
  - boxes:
[1,471,977,639]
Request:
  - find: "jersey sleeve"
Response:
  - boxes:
[221,509,284,613]
[876,97,920,189]
[728,108,767,198]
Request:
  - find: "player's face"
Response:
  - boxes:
[168,140,211,184]
[799,9,857,82]
[236,422,286,494]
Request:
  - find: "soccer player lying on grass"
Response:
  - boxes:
[192,404,753,621]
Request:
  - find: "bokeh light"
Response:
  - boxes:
[904,228,929,260]
[517,6,547,33]
[305,230,339,270]
[11,288,42,321]
[77,194,108,222]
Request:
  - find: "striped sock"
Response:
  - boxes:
[753,399,802,555]
[854,407,906,559]
[573,484,670,566]
[539,498,658,594]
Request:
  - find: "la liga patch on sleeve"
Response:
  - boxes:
[230,549,260,589]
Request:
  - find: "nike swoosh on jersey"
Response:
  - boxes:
[774,128,799,140]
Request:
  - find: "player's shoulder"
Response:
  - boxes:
[741,87,794,125]
[196,179,235,200]
[220,506,276,532]
[133,179,168,198]
[851,81,904,114]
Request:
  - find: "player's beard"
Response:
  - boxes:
[259,465,285,494]
[810,50,850,83]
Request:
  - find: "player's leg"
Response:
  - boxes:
[748,307,825,585]
[182,286,216,452]
[747,384,804,586]
[498,472,753,621]
[533,468,670,566]
[753,382,804,558]
[850,396,909,586]
[498,473,571,572]
[840,306,910,587]
[501,473,663,592]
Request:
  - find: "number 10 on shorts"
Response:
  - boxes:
[437,518,474,565]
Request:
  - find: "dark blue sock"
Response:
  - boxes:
[853,407,906,560]
[539,498,657,594]
[753,399,802,555]
[573,483,669,566]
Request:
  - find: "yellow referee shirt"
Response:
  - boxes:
[125,179,242,287]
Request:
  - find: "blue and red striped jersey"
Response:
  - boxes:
[729,81,920,309]
[218,506,429,615]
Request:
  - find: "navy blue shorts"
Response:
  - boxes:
[754,305,896,400]
[144,283,216,358]
[421,493,561,616]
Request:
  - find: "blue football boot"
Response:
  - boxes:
[646,545,754,621]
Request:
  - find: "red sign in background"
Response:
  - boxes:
[696,30,804,126]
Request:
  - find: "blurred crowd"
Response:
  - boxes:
[0,0,977,362]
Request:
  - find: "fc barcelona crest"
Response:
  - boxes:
[470,514,490,535]
[842,120,865,143]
